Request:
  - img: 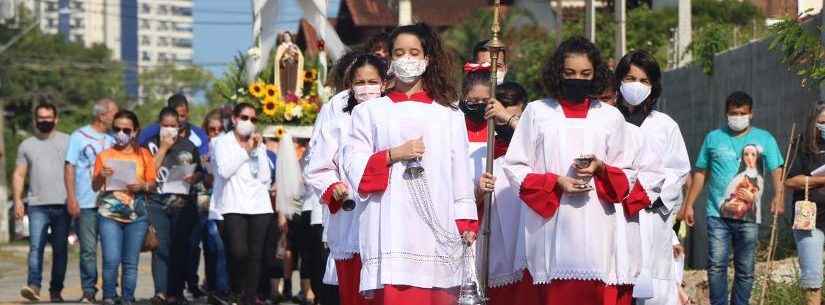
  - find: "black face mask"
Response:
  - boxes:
[495,124,515,142]
[36,121,55,134]
[459,101,486,123]
[560,79,593,103]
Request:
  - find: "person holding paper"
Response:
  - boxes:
[785,102,825,305]
[145,107,203,305]
[92,110,156,305]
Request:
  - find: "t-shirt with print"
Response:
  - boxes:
[17,132,69,205]
[695,127,784,223]
[65,125,114,209]
[93,147,155,222]
[146,133,200,195]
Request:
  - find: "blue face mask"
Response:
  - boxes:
[817,123,825,140]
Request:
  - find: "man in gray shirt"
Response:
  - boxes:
[13,103,70,302]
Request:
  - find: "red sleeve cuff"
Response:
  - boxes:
[519,173,562,219]
[623,182,651,218]
[456,219,479,235]
[322,182,345,214]
[358,150,391,195]
[594,164,630,204]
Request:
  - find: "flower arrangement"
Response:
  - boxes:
[245,79,320,125]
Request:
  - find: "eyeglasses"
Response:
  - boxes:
[208,127,222,133]
[113,127,133,135]
[463,98,488,105]
[239,115,258,124]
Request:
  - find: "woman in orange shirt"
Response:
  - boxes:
[92,110,156,305]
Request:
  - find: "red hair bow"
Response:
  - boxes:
[463,62,491,73]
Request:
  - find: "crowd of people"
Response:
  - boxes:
[11,21,822,305]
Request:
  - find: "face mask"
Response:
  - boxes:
[816,123,825,140]
[160,126,178,139]
[727,115,751,132]
[390,57,428,83]
[352,84,382,103]
[495,124,515,142]
[560,79,592,103]
[115,131,132,146]
[235,119,256,137]
[459,100,486,123]
[496,69,507,85]
[619,81,652,106]
[35,121,55,134]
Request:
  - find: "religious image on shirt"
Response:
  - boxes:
[720,144,765,221]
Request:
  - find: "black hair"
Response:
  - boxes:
[803,101,825,154]
[387,23,457,107]
[330,50,362,91]
[725,91,754,112]
[461,71,491,99]
[114,110,140,130]
[158,106,180,122]
[496,81,528,109]
[167,93,189,109]
[614,50,662,117]
[344,53,389,113]
[33,102,58,118]
[233,102,256,117]
[472,39,507,64]
[366,32,389,54]
[540,36,610,100]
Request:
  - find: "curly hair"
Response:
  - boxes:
[614,50,662,117]
[329,50,362,91]
[461,71,491,99]
[387,23,458,107]
[344,53,389,113]
[540,36,610,100]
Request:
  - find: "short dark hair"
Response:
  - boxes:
[167,93,189,109]
[158,106,179,122]
[461,71,491,98]
[725,91,753,112]
[34,102,58,118]
[496,81,528,109]
[472,39,507,64]
[114,110,141,130]
[541,36,610,100]
[330,50,362,91]
[233,102,256,117]
[614,50,662,117]
[366,32,389,53]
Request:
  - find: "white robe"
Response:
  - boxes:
[305,114,363,259]
[486,157,529,287]
[343,97,477,292]
[502,99,634,285]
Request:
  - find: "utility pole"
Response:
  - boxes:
[677,0,692,66]
[554,0,564,46]
[615,0,626,60]
[0,103,7,243]
[585,0,596,42]
[398,0,412,26]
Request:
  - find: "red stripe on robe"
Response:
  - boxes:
[518,173,562,219]
[322,182,345,214]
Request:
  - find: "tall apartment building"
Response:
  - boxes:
[23,0,194,98]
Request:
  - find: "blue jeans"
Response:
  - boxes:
[99,215,148,301]
[148,197,197,297]
[77,208,99,295]
[187,212,207,290]
[707,216,759,305]
[204,219,229,293]
[794,228,825,289]
[26,205,69,292]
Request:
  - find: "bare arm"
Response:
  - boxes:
[678,169,706,226]
[64,163,80,217]
[770,167,785,215]
[12,163,27,206]
[785,175,825,190]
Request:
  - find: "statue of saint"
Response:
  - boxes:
[274,31,304,98]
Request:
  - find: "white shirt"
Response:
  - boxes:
[212,132,273,215]
[502,99,634,285]
[486,157,528,287]
[343,96,477,291]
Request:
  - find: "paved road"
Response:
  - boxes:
[0,243,304,305]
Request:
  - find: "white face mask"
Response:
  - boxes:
[352,84,382,103]
[727,115,751,132]
[160,126,178,139]
[390,57,428,84]
[495,68,507,85]
[235,119,256,137]
[619,81,652,106]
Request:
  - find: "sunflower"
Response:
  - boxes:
[248,81,265,98]
[275,126,286,137]
[264,84,280,99]
[262,98,278,117]
[305,69,318,81]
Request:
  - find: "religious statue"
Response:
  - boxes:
[274,31,304,98]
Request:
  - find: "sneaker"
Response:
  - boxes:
[79,292,96,303]
[49,291,64,303]
[150,295,166,305]
[20,285,41,301]
[188,286,206,299]
[101,298,116,305]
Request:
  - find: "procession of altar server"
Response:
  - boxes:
[299,21,699,305]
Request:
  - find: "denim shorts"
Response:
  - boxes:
[793,228,824,288]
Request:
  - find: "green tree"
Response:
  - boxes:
[132,64,214,126]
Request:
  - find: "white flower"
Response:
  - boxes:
[231,94,238,100]
[289,106,303,119]
[237,87,244,94]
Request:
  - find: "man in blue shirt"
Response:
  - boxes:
[138,93,209,156]
[64,98,118,303]
[680,91,785,305]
